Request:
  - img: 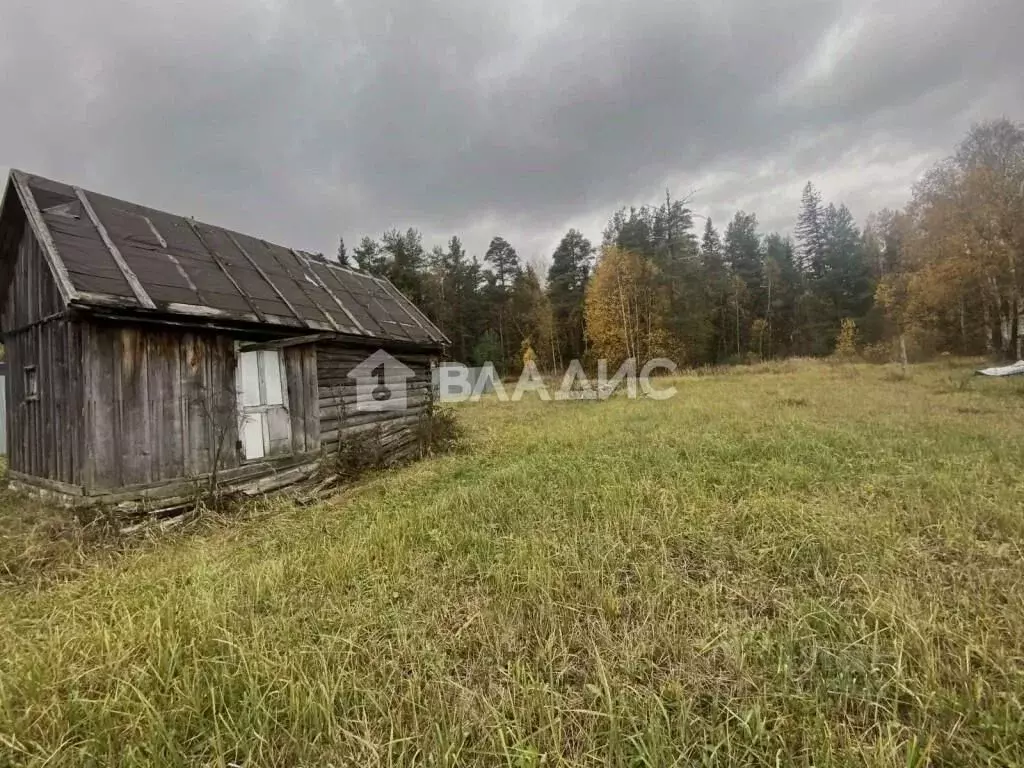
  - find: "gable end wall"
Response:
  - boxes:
[2,224,84,485]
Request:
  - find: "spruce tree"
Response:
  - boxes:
[795,182,824,275]
[822,204,873,323]
[700,218,730,361]
[336,237,350,267]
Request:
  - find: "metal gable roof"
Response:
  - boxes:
[1,170,449,348]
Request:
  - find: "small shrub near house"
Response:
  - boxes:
[332,426,388,483]
[416,402,464,457]
[330,404,464,485]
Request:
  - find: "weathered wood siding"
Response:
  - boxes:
[2,223,85,484]
[81,323,238,490]
[2,217,64,329]
[81,324,320,492]
[317,342,433,460]
[283,345,321,456]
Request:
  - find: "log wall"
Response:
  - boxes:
[316,341,434,461]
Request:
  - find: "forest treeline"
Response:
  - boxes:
[339,119,1024,372]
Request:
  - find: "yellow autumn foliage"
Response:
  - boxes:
[584,246,674,367]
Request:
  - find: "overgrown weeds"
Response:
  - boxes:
[778,396,809,407]
[332,425,389,482]
[947,373,974,392]
[0,486,269,587]
[330,403,464,485]
[416,402,465,457]
[2,403,467,587]
[882,366,910,382]
[0,495,123,586]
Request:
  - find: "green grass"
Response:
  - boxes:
[2,359,1024,766]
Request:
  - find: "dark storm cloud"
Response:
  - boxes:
[1,0,1021,262]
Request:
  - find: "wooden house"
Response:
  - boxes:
[0,170,447,507]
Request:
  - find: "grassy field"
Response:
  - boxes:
[1,359,1023,766]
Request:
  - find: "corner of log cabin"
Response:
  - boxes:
[315,340,434,460]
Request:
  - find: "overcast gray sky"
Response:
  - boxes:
[1,0,1021,268]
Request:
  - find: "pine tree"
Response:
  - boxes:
[653,192,698,262]
[484,236,521,290]
[652,193,704,363]
[724,212,763,356]
[547,229,594,364]
[418,236,485,363]
[761,234,800,358]
[483,236,522,372]
[725,212,762,289]
[381,228,427,304]
[602,206,657,254]
[353,236,384,273]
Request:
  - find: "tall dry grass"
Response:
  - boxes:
[1,360,1023,766]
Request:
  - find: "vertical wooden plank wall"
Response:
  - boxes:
[2,226,84,485]
[80,326,322,492]
[81,323,244,491]
[2,225,322,494]
[283,345,320,456]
